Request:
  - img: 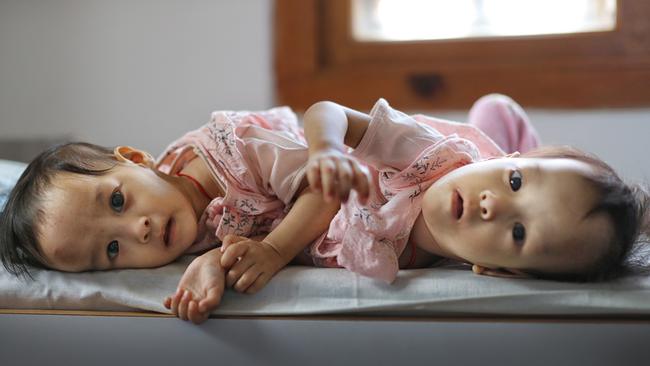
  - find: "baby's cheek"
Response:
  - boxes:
[459,225,501,253]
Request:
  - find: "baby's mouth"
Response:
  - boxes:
[453,189,464,220]
[163,218,173,247]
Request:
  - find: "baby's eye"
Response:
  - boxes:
[512,223,526,244]
[110,190,125,212]
[107,240,119,260]
[509,170,522,192]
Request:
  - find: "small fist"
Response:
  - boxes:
[220,237,285,294]
[307,148,372,203]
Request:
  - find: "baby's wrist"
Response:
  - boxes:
[202,247,225,266]
[260,239,289,264]
[308,142,345,156]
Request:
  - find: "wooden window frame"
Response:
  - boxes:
[275,0,650,111]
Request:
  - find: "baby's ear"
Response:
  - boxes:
[472,264,532,279]
[113,146,155,168]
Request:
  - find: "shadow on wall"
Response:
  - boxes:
[0,137,71,163]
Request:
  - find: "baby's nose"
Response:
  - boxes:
[479,190,498,220]
[132,216,151,243]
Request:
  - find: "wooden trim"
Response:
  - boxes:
[2,308,650,322]
[324,0,650,68]
[0,308,172,318]
[274,0,320,80]
[275,0,650,111]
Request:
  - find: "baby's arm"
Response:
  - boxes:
[220,184,340,294]
[303,101,372,203]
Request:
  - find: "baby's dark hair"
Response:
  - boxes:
[0,142,118,279]
[521,145,650,282]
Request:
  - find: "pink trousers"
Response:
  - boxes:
[467,94,540,154]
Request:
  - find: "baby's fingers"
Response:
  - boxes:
[220,234,248,253]
[226,256,255,288]
[307,159,323,192]
[233,267,263,293]
[198,287,223,313]
[351,163,372,203]
[335,160,353,202]
[188,301,209,325]
[188,300,200,324]
[178,291,192,321]
[220,242,251,268]
[245,272,272,295]
[170,288,184,315]
[319,159,337,202]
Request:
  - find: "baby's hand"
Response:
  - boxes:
[219,234,286,294]
[307,148,371,204]
[163,248,225,324]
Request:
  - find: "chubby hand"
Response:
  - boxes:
[219,234,286,294]
[163,248,225,324]
[307,148,371,204]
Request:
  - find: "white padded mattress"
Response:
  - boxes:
[2,257,649,317]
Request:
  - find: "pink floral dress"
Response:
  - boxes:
[156,99,504,283]
[308,99,504,282]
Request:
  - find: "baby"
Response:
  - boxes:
[1,95,648,324]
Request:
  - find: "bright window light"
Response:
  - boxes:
[352,0,617,41]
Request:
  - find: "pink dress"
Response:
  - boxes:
[156,106,311,254]
[308,99,504,283]
[156,98,518,283]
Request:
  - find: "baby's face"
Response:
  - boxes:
[38,163,199,271]
[421,157,612,276]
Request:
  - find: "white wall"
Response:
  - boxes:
[436,109,650,183]
[1,0,649,183]
[0,0,273,155]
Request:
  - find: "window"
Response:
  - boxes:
[353,0,617,41]
[275,0,650,110]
